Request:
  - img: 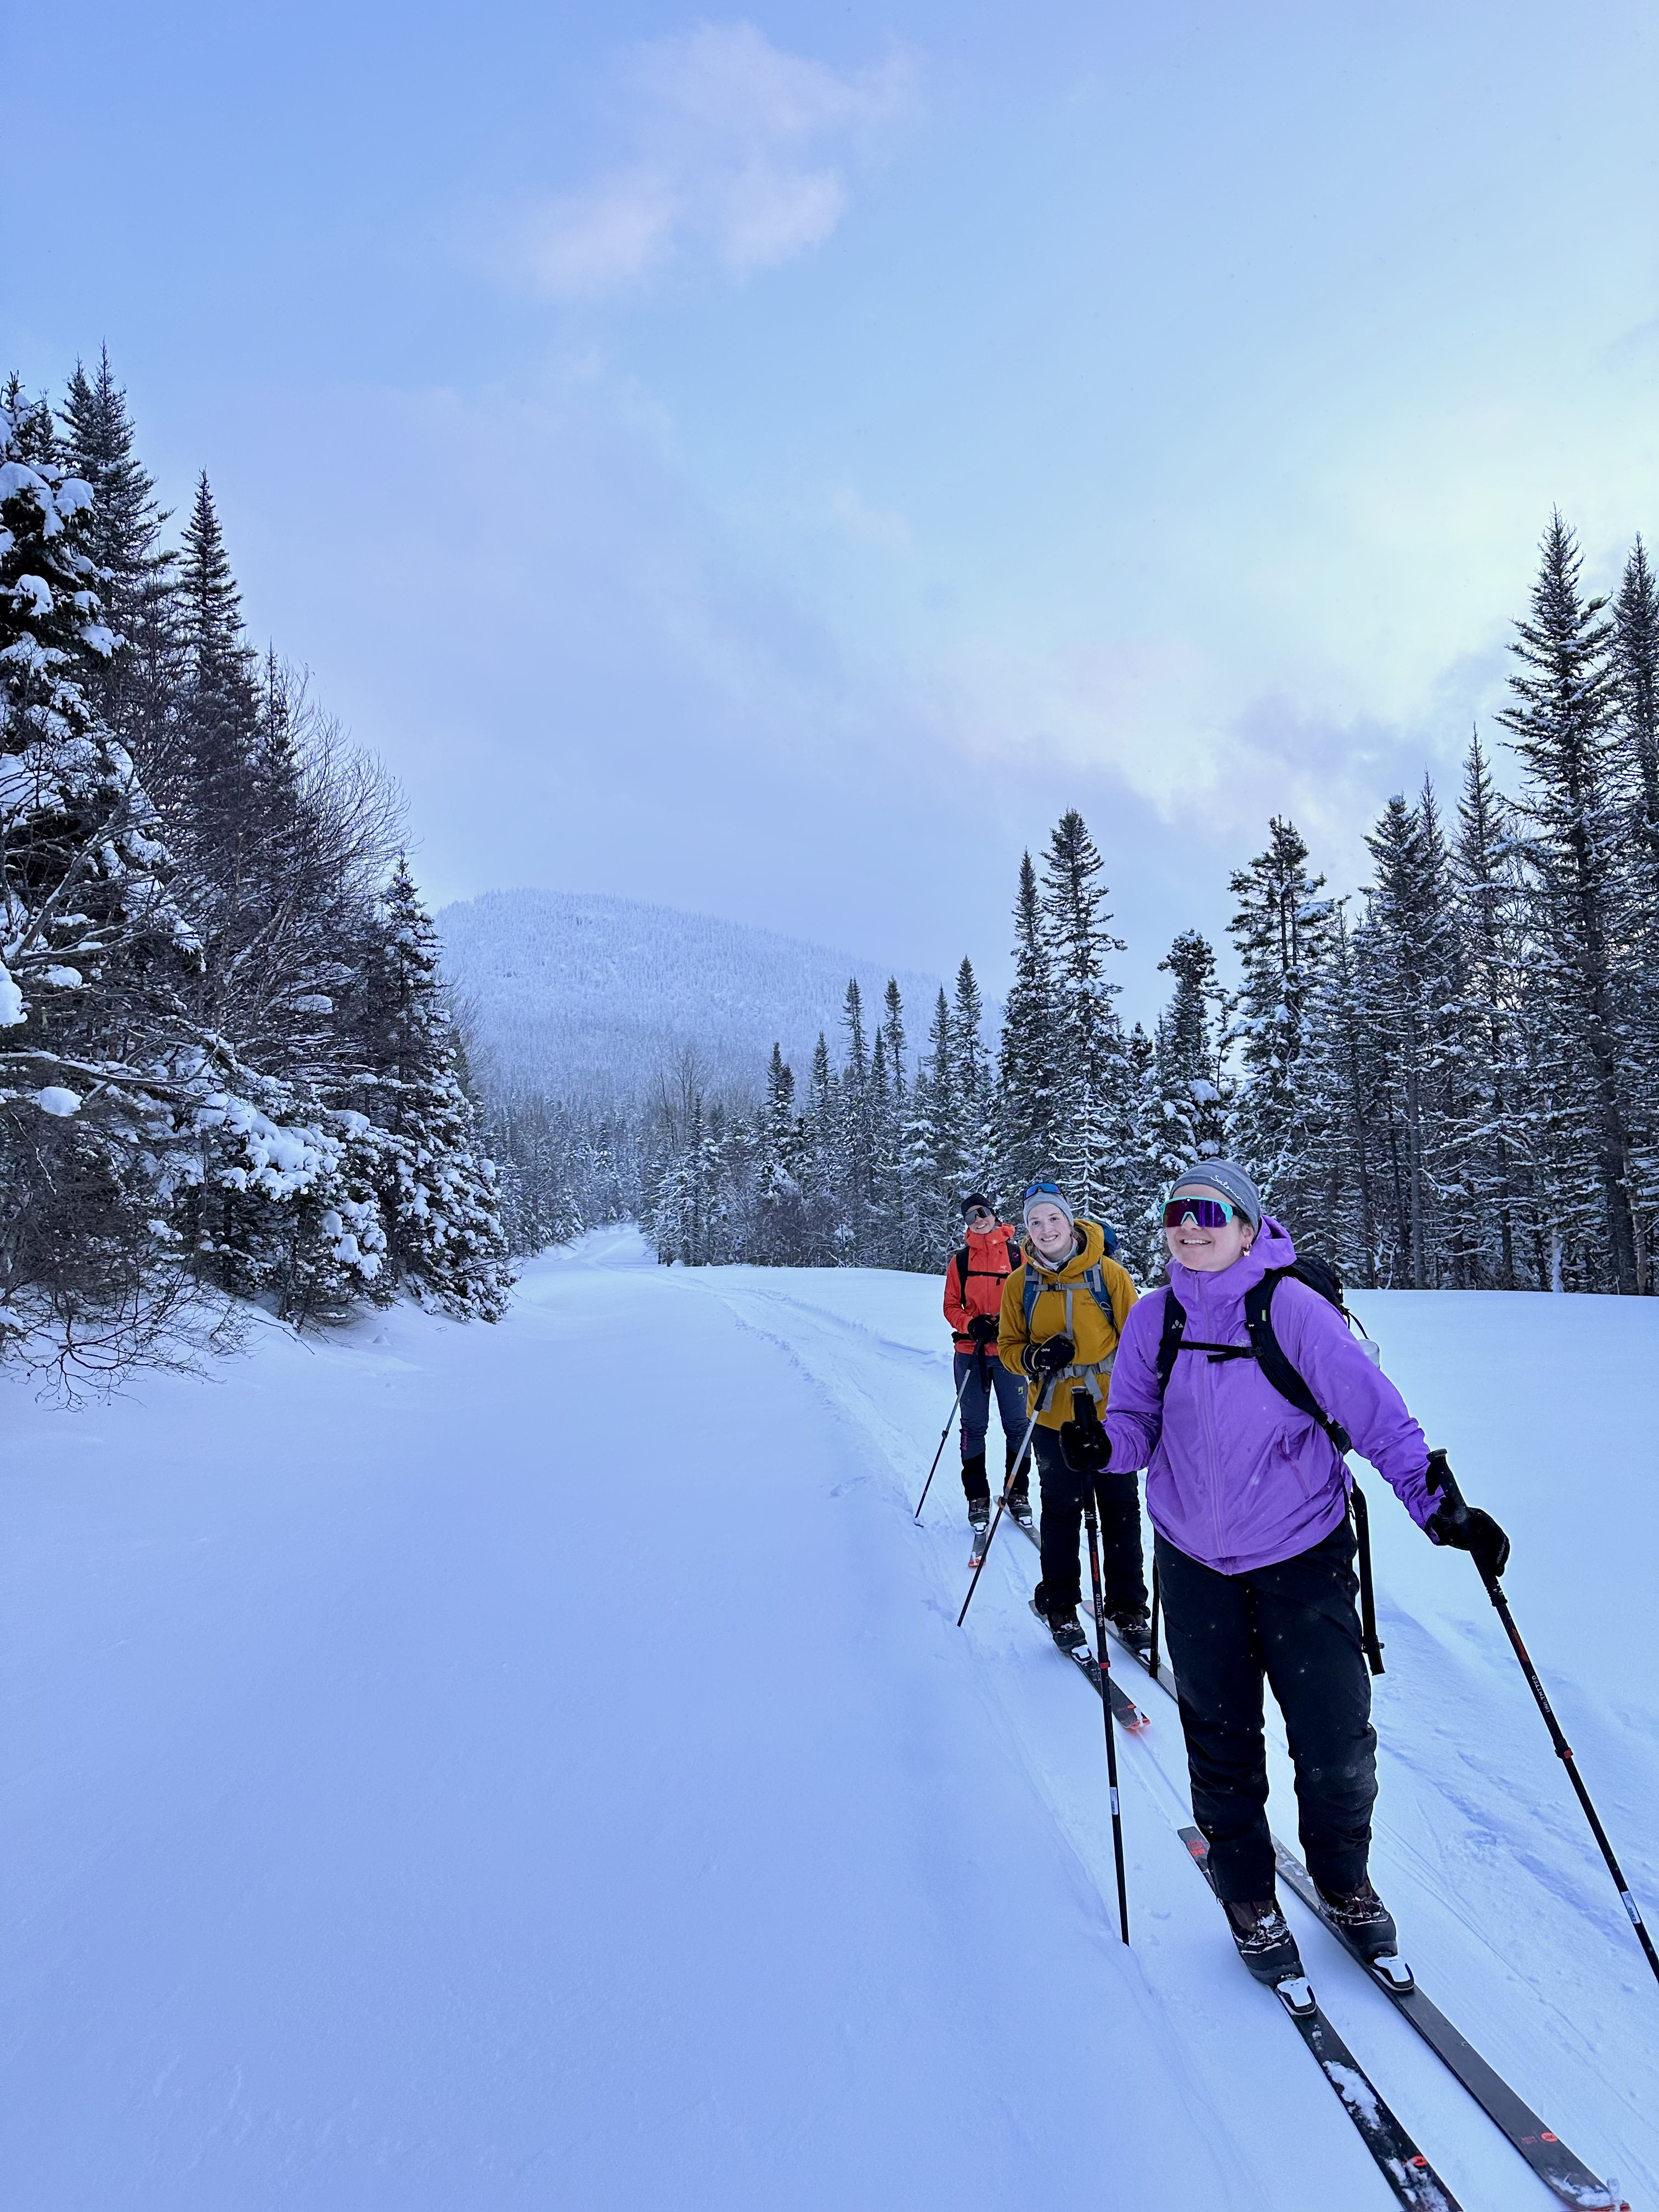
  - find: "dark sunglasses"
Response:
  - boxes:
[1162,1197,1235,1229]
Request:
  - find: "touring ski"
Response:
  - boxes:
[1101,1623,1624,2207]
[1181,1827,1465,2212]
[1010,1518,1150,1731]
[1272,1843,1625,2210]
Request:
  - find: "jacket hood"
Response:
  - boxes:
[1023,1215,1110,1279]
[1165,1213,1295,1305]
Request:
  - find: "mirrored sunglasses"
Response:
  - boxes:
[1023,1180,1064,1205]
[1162,1197,1235,1229]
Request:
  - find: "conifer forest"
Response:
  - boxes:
[522,517,1659,1300]
[0,357,511,1385]
[8,353,1659,1370]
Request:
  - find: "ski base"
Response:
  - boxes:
[1181,1827,1465,2212]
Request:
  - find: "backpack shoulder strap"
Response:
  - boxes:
[1244,1272,1352,1454]
[1022,1265,1039,1334]
[1155,1289,1187,1393]
[953,1246,971,1301]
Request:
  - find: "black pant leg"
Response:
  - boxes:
[1094,1487,1148,1616]
[1254,1521,1377,1896]
[1032,1426,1084,1608]
[1154,1532,1276,1901]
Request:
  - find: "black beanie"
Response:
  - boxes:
[961,1192,994,1219]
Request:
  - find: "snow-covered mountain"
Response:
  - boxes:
[436,887,945,1105]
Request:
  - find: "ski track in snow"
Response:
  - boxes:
[2,1233,1653,2209]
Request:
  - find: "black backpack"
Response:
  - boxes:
[1153,1255,1385,1673]
[953,1237,1021,1305]
[1154,1254,1368,1454]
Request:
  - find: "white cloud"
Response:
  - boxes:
[504,22,913,297]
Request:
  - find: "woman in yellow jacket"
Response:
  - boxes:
[999,1180,1150,1653]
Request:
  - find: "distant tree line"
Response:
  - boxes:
[1,355,511,1383]
[498,513,1659,1296]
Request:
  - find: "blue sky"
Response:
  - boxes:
[5,0,1657,1018]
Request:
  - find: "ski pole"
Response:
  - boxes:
[1147,1559,1161,1683]
[1083,1486,1131,1945]
[913,1359,977,1521]
[957,1379,1053,1628]
[1430,1449,1659,1990]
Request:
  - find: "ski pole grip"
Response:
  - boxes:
[1426,1447,1464,1514]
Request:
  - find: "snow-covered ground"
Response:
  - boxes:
[4,1232,1655,2208]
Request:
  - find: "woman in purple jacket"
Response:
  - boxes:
[1065,1158,1509,1987]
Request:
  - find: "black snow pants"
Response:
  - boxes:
[1154,1518,1376,1903]
[1031,1424,1148,1618]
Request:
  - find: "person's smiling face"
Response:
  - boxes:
[1164,1201,1254,1274]
[1026,1202,1075,1265]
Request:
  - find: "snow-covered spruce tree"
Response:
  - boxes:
[1497,514,1643,1293]
[1040,809,1130,1216]
[1227,816,1338,1226]
[995,850,1058,1198]
[1299,907,1385,1284]
[1152,930,1232,1163]
[1610,537,1659,1266]
[838,978,878,1261]
[1357,783,1463,1287]
[347,859,511,1316]
[1447,731,1532,1288]
[950,958,995,1207]
[58,350,177,755]
[0,382,205,1351]
[755,1042,806,1263]
[876,978,922,1266]
[1613,538,1659,890]
[915,985,963,1258]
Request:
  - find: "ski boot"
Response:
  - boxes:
[1110,1607,1153,1653]
[1030,1584,1087,1654]
[1005,1444,1033,1527]
[1223,1895,1306,1987]
[967,1493,990,1534]
[1316,1878,1410,1987]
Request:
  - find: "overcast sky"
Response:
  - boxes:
[6,0,1657,1019]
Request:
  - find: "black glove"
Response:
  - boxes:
[1059,1393,1111,1475]
[1426,1500,1510,1579]
[1023,1334,1075,1380]
[966,1314,998,1345]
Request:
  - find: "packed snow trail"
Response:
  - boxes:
[1,1234,1652,2207]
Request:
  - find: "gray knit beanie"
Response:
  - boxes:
[1022,1180,1076,1233]
[1167,1159,1264,1231]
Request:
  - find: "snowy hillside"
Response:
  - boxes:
[4,1250,1655,2208]
[437,887,945,1104]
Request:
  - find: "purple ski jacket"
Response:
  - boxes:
[1103,1218,1435,1575]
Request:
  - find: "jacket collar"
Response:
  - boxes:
[1023,1216,1108,1282]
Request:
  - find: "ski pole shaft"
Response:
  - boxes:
[957,1383,1051,1628]
[1147,1559,1161,1683]
[913,1361,976,1521]
[1084,1488,1131,1945]
[1432,1452,1659,1989]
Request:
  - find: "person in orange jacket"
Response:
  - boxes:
[943,1194,1034,1535]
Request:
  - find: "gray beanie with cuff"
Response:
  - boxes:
[1167,1158,1264,1231]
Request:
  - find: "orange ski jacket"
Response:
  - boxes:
[943,1221,1022,1351]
